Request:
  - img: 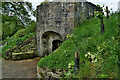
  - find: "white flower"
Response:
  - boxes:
[88,52,91,55]
[92,59,94,63]
[85,54,88,57]
[68,73,71,76]
[91,54,95,59]
[112,37,115,40]
[95,54,97,56]
[68,63,71,66]
[68,63,71,68]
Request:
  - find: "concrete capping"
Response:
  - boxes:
[12,51,35,61]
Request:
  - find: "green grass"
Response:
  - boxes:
[38,13,119,78]
[1,21,36,58]
[1,28,35,58]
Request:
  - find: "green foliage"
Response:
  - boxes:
[16,39,23,45]
[64,61,79,78]
[38,13,118,78]
[2,2,35,40]
[40,1,49,5]
[64,61,75,78]
[25,21,36,33]
[2,14,18,40]
[97,74,108,78]
[14,29,27,39]
[94,11,104,19]
[94,5,104,20]
[1,23,36,58]
[2,2,33,24]
[1,1,36,58]
[95,5,112,20]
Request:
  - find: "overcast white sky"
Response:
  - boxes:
[24,0,120,11]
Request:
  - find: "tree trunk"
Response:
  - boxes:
[101,18,104,34]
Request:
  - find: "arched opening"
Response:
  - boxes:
[41,31,62,56]
[52,40,62,52]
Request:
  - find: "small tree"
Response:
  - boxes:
[94,5,104,34]
[94,5,112,34]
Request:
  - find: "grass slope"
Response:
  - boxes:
[1,22,36,58]
[38,13,119,78]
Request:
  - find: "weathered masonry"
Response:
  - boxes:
[36,2,99,57]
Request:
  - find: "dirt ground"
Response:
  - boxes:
[2,57,40,79]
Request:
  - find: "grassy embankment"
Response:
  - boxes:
[38,13,119,78]
[1,22,36,58]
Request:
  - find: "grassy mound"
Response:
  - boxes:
[38,13,119,78]
[1,22,36,58]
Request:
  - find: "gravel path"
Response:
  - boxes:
[2,58,40,78]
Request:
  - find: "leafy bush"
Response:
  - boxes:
[14,21,36,39]
[14,29,27,39]
[16,39,23,45]
[64,61,79,78]
[1,21,36,58]
[25,22,36,33]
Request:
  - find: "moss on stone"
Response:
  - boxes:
[12,51,34,60]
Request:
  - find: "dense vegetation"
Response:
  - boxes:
[0,1,119,78]
[38,13,119,78]
[0,2,36,58]
[1,2,36,40]
[1,22,36,58]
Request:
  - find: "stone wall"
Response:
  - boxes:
[5,36,37,60]
[36,2,99,57]
[74,2,99,26]
[37,66,65,78]
[37,2,75,57]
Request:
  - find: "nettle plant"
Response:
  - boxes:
[64,61,78,78]
[85,45,104,63]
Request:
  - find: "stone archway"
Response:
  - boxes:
[52,40,62,52]
[41,31,62,56]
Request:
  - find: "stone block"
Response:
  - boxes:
[12,51,34,61]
